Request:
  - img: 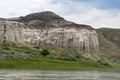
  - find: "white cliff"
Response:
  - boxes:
[0,11,99,59]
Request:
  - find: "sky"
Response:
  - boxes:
[0,0,120,28]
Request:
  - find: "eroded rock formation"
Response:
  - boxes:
[0,11,99,59]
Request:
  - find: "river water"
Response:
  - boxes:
[0,69,120,80]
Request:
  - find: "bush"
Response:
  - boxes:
[57,48,82,61]
[97,60,112,67]
[41,49,50,57]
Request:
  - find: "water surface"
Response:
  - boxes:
[0,69,120,80]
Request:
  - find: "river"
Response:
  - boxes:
[0,69,120,80]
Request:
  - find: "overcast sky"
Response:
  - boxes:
[0,0,120,28]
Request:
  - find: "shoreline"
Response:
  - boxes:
[0,59,119,71]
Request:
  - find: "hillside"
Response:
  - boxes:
[96,28,120,61]
[0,11,99,60]
[19,11,64,22]
[18,11,93,30]
[0,42,112,70]
[0,11,120,69]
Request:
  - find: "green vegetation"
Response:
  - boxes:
[96,28,120,61]
[0,58,109,70]
[0,42,119,70]
[41,49,50,57]
[97,28,120,48]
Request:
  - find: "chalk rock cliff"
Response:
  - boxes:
[0,11,99,58]
[0,20,24,43]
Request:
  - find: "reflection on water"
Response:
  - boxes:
[0,69,120,80]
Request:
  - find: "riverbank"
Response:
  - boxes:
[0,42,120,70]
[0,58,116,70]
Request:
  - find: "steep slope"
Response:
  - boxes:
[0,11,99,59]
[96,28,120,61]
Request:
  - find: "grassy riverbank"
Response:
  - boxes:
[0,58,110,70]
[0,42,120,70]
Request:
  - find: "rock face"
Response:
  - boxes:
[0,20,24,43]
[0,11,99,59]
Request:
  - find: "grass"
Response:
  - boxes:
[96,28,120,61]
[0,42,119,70]
[111,63,120,69]
[0,58,110,70]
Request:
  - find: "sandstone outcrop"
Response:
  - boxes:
[0,11,99,59]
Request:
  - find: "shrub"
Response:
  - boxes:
[97,60,112,67]
[57,48,82,61]
[41,49,50,57]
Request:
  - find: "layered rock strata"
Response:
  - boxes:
[0,11,99,58]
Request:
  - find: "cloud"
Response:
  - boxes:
[0,0,120,28]
[64,8,120,28]
[0,0,52,17]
